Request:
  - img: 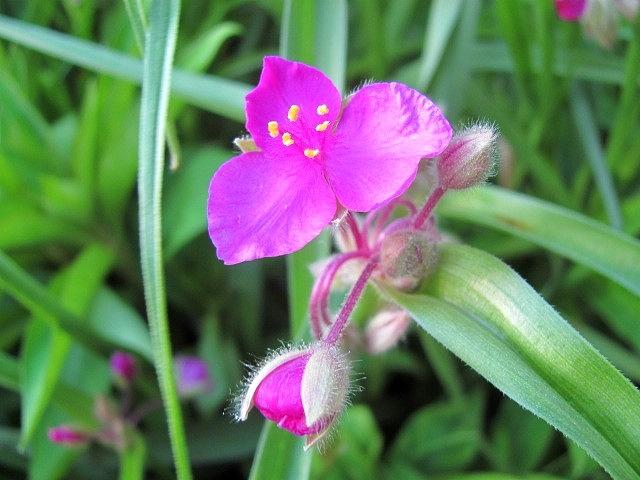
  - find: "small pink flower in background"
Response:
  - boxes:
[109,351,137,383]
[239,344,349,448]
[174,356,213,398]
[208,56,452,265]
[555,0,588,20]
[48,426,88,446]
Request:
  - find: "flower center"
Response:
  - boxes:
[266,103,332,159]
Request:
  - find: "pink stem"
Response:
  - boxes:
[309,251,369,338]
[323,259,378,346]
[345,212,366,251]
[364,199,418,240]
[413,185,446,229]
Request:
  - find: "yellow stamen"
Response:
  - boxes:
[287,105,300,121]
[304,148,320,158]
[282,132,294,146]
[316,104,329,115]
[315,121,330,132]
[267,121,279,138]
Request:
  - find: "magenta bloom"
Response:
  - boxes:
[239,345,349,448]
[48,426,88,446]
[555,0,588,20]
[109,351,137,383]
[175,356,213,397]
[208,56,452,264]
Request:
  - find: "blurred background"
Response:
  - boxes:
[0,0,639,479]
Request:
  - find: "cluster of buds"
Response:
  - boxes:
[236,123,498,444]
[555,0,639,48]
[49,352,212,449]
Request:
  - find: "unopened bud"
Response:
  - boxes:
[437,124,498,190]
[109,351,137,383]
[555,0,588,20]
[48,426,89,447]
[365,309,411,354]
[233,136,259,153]
[613,0,639,19]
[379,230,438,291]
[175,356,213,398]
[239,343,350,449]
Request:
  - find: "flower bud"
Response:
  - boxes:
[437,124,498,190]
[109,351,137,384]
[365,309,411,354]
[555,0,588,20]
[48,426,88,447]
[239,344,350,449]
[174,356,213,398]
[379,230,438,291]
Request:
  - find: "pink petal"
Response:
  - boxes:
[253,354,311,435]
[207,151,336,264]
[245,56,342,158]
[555,0,588,20]
[324,83,452,212]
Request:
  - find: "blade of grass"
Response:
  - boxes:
[0,14,249,121]
[569,82,623,229]
[437,186,640,296]
[137,1,191,479]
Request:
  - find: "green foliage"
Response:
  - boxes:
[0,0,639,479]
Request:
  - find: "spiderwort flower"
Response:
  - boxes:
[239,344,350,448]
[174,356,213,398]
[208,56,452,264]
[109,351,137,383]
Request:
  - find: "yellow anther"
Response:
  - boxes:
[287,105,300,121]
[267,121,279,138]
[317,104,329,115]
[304,148,320,158]
[282,132,294,146]
[315,121,330,132]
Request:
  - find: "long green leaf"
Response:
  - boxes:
[438,186,640,296]
[384,244,640,479]
[0,14,249,122]
[137,1,191,479]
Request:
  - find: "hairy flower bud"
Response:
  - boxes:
[437,124,498,190]
[239,344,350,449]
[109,351,137,383]
[379,230,438,291]
[365,309,411,354]
[48,426,88,447]
[175,356,213,398]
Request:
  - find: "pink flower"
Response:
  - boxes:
[109,351,137,383]
[208,56,452,264]
[555,0,588,20]
[239,344,349,448]
[174,356,213,398]
[48,426,88,446]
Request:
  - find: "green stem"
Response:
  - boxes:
[137,1,192,479]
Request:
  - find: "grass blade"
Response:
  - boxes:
[137,1,191,479]
[383,244,640,479]
[438,186,640,296]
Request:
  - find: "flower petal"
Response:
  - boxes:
[324,82,452,212]
[208,151,336,264]
[245,56,342,157]
[555,0,588,21]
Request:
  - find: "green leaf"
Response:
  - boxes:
[248,423,311,480]
[20,244,113,448]
[390,394,483,473]
[119,432,147,480]
[137,1,191,479]
[0,13,250,122]
[383,244,640,479]
[438,186,640,296]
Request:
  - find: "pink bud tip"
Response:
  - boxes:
[109,351,137,382]
[239,345,350,449]
[555,0,588,20]
[48,426,88,446]
[175,356,213,397]
[365,310,411,354]
[437,124,498,190]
